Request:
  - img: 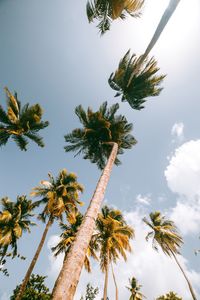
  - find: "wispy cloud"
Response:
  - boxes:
[171,122,185,142]
[135,194,151,206]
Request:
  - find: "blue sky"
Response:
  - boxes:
[0,0,200,299]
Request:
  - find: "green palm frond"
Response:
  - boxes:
[64,102,136,170]
[0,196,35,259]
[0,87,49,150]
[86,0,145,34]
[31,169,84,222]
[144,211,183,257]
[109,51,166,110]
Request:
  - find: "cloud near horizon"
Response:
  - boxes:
[46,209,200,299]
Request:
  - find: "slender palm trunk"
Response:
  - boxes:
[171,251,197,300]
[103,256,109,300]
[16,216,52,300]
[52,142,118,300]
[111,261,118,300]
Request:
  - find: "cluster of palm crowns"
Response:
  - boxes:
[0,1,197,300]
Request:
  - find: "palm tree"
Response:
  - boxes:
[0,196,35,260]
[143,211,197,300]
[51,102,136,299]
[16,169,83,300]
[52,211,98,273]
[126,277,145,300]
[86,0,145,34]
[93,206,134,300]
[108,50,166,110]
[156,291,182,300]
[0,87,49,150]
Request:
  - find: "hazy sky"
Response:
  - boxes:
[0,0,200,299]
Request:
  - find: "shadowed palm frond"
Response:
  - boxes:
[86,0,145,34]
[109,50,166,110]
[64,102,136,170]
[0,87,49,150]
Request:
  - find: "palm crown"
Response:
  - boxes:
[0,196,35,258]
[64,102,136,170]
[143,211,183,256]
[30,169,84,222]
[93,206,134,271]
[52,211,98,273]
[108,50,166,110]
[87,0,145,34]
[156,291,182,300]
[0,87,49,150]
[127,277,144,300]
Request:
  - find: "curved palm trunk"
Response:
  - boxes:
[16,216,53,300]
[171,251,197,300]
[103,256,109,300]
[52,142,118,300]
[111,261,118,300]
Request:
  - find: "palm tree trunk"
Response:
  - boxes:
[103,257,109,300]
[16,216,53,300]
[51,142,118,300]
[171,251,197,300]
[111,261,118,300]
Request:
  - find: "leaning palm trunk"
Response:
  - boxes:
[171,251,197,300]
[52,142,118,300]
[111,261,118,300]
[16,216,53,300]
[103,254,109,300]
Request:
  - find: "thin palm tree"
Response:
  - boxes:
[52,211,98,273]
[87,0,145,34]
[126,277,145,300]
[52,102,136,299]
[16,169,83,300]
[0,87,49,150]
[0,196,35,260]
[143,211,197,300]
[108,50,166,110]
[93,206,134,300]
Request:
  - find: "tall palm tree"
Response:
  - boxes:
[93,206,134,300]
[126,277,145,300]
[87,0,145,34]
[0,196,35,260]
[156,291,182,300]
[143,211,197,300]
[52,211,98,273]
[16,169,83,300]
[0,87,49,150]
[52,102,136,299]
[108,50,166,110]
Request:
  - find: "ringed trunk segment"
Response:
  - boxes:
[52,142,118,300]
[172,252,197,300]
[16,217,53,300]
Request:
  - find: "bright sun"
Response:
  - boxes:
[142,0,200,51]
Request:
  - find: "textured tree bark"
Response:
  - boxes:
[16,216,52,300]
[111,261,118,300]
[172,252,197,300]
[52,142,118,300]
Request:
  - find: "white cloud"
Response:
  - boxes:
[47,210,200,300]
[136,194,151,206]
[47,235,64,278]
[171,122,185,142]
[169,201,200,235]
[165,140,200,198]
